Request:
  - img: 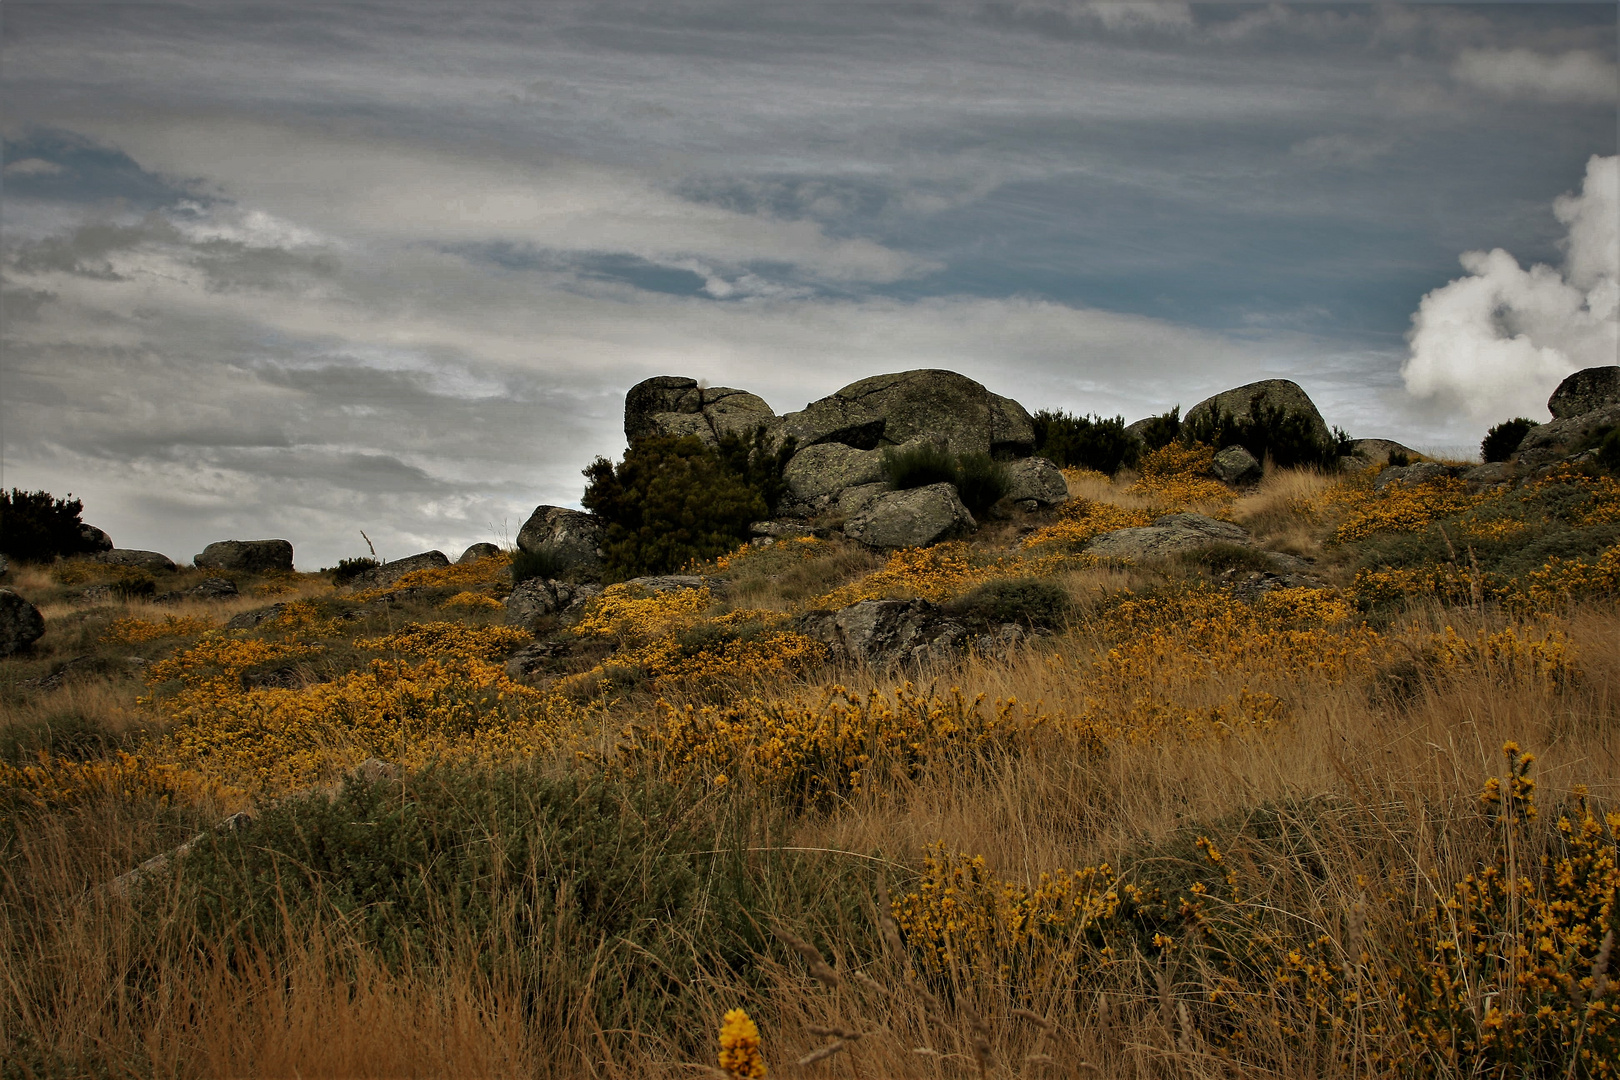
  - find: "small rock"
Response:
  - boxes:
[194,540,294,574]
[837,482,888,519]
[620,575,713,593]
[1211,445,1263,487]
[800,598,968,669]
[457,542,502,564]
[843,483,977,549]
[749,521,816,539]
[1373,461,1456,491]
[0,554,8,581]
[82,584,113,603]
[505,641,569,679]
[0,589,46,656]
[92,549,177,572]
[243,666,301,689]
[1347,439,1422,468]
[189,577,239,600]
[226,604,288,630]
[1460,461,1516,488]
[503,579,601,625]
[1002,456,1070,506]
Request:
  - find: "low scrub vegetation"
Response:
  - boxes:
[3,450,1618,1078]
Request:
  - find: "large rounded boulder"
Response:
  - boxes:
[516,506,605,580]
[0,589,45,656]
[1183,379,1334,461]
[93,549,178,572]
[624,376,777,446]
[1548,366,1620,420]
[842,483,976,549]
[776,370,1035,458]
[1516,366,1620,466]
[194,539,293,573]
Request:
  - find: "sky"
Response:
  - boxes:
[2,1,1616,569]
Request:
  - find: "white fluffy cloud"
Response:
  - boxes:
[1402,155,1619,423]
[1452,48,1618,106]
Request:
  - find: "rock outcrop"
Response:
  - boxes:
[516,506,605,580]
[777,370,1035,458]
[1184,379,1334,451]
[194,540,293,574]
[93,549,178,573]
[1347,439,1420,468]
[1548,366,1620,420]
[782,442,889,507]
[1002,457,1070,508]
[458,542,501,564]
[187,577,239,600]
[1514,366,1620,466]
[624,376,777,446]
[1211,445,1262,487]
[842,484,976,549]
[503,578,600,625]
[1373,462,1456,491]
[0,589,45,656]
[78,524,114,552]
[356,550,450,588]
[800,598,968,669]
[1086,513,1251,561]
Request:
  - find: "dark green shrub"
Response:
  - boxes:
[1597,427,1620,472]
[1481,418,1539,462]
[950,577,1071,628]
[323,557,378,585]
[1175,542,1277,575]
[510,545,566,585]
[583,434,769,581]
[0,488,100,564]
[110,569,156,599]
[1135,407,1182,453]
[1388,450,1412,468]
[883,442,958,490]
[1183,394,1339,469]
[954,452,1010,517]
[714,425,797,514]
[1032,410,1138,474]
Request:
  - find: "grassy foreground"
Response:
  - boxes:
[2,449,1617,1078]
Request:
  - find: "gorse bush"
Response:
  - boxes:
[1135,405,1182,452]
[584,432,773,582]
[1482,417,1539,462]
[882,441,958,490]
[1032,410,1138,474]
[1183,393,1346,469]
[0,488,100,564]
[953,452,1010,516]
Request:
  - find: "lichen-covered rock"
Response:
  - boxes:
[0,589,45,656]
[93,549,178,573]
[620,575,715,594]
[843,483,976,549]
[194,540,292,573]
[1515,402,1620,463]
[1085,513,1251,561]
[355,550,450,588]
[78,524,114,552]
[1461,461,1517,488]
[516,506,604,581]
[783,442,888,504]
[188,577,239,600]
[458,542,501,564]
[837,482,888,519]
[1547,366,1620,420]
[1002,457,1069,507]
[624,376,777,446]
[1184,379,1333,452]
[1347,439,1421,467]
[799,598,968,669]
[1373,461,1457,491]
[776,370,1034,458]
[1211,445,1263,486]
[503,579,600,625]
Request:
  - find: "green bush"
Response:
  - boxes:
[883,441,958,490]
[1597,427,1620,472]
[1135,407,1182,453]
[1182,394,1341,469]
[1481,418,1539,462]
[950,577,1071,628]
[583,433,770,581]
[1032,410,1138,474]
[0,488,101,564]
[323,557,378,585]
[954,452,1010,517]
[509,545,566,585]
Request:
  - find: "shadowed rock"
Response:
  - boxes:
[1373,462,1457,491]
[1002,457,1069,507]
[516,506,604,581]
[194,540,293,574]
[1212,445,1263,487]
[458,542,501,564]
[624,376,777,446]
[776,370,1034,458]
[504,578,600,625]
[1184,379,1333,452]
[1548,366,1620,420]
[1347,439,1421,467]
[93,549,178,573]
[78,524,113,552]
[0,589,45,656]
[843,483,976,549]
[355,550,450,588]
[1086,513,1251,561]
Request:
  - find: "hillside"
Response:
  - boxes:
[1,370,1617,1079]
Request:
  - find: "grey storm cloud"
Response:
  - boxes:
[2,1,1615,565]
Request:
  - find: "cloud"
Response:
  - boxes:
[3,157,64,176]
[1452,48,1618,106]
[1402,155,1619,423]
[1288,133,1397,168]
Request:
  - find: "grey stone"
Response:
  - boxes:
[749,521,816,539]
[189,577,239,600]
[624,376,777,447]
[1226,570,1328,603]
[1211,445,1263,487]
[78,524,114,552]
[227,603,289,630]
[1002,457,1070,506]
[516,506,605,581]
[1085,513,1252,561]
[92,549,178,573]
[1516,402,1620,461]
[620,575,714,593]
[1461,461,1517,488]
[837,482,889,519]
[783,442,888,504]
[1347,438,1422,468]
[776,370,1035,458]
[194,540,293,574]
[505,641,569,679]
[843,483,976,549]
[0,589,45,656]
[354,550,450,589]
[1184,379,1334,453]
[1548,366,1620,420]
[800,598,968,669]
[503,579,600,624]
[1373,461,1456,491]
[457,542,502,564]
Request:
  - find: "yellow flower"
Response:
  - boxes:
[718,1008,766,1078]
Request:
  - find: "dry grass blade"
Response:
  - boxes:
[1011,1008,1053,1030]
[771,922,843,988]
[797,1040,849,1066]
[806,1025,862,1040]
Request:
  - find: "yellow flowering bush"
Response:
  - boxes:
[1021,499,1154,551]
[1128,442,1233,510]
[717,1008,767,1078]
[0,750,237,813]
[441,590,504,610]
[1525,544,1620,607]
[1333,477,1482,543]
[1424,626,1578,687]
[348,552,511,602]
[562,629,828,700]
[815,542,1008,608]
[356,621,532,661]
[573,583,713,640]
[100,615,215,645]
